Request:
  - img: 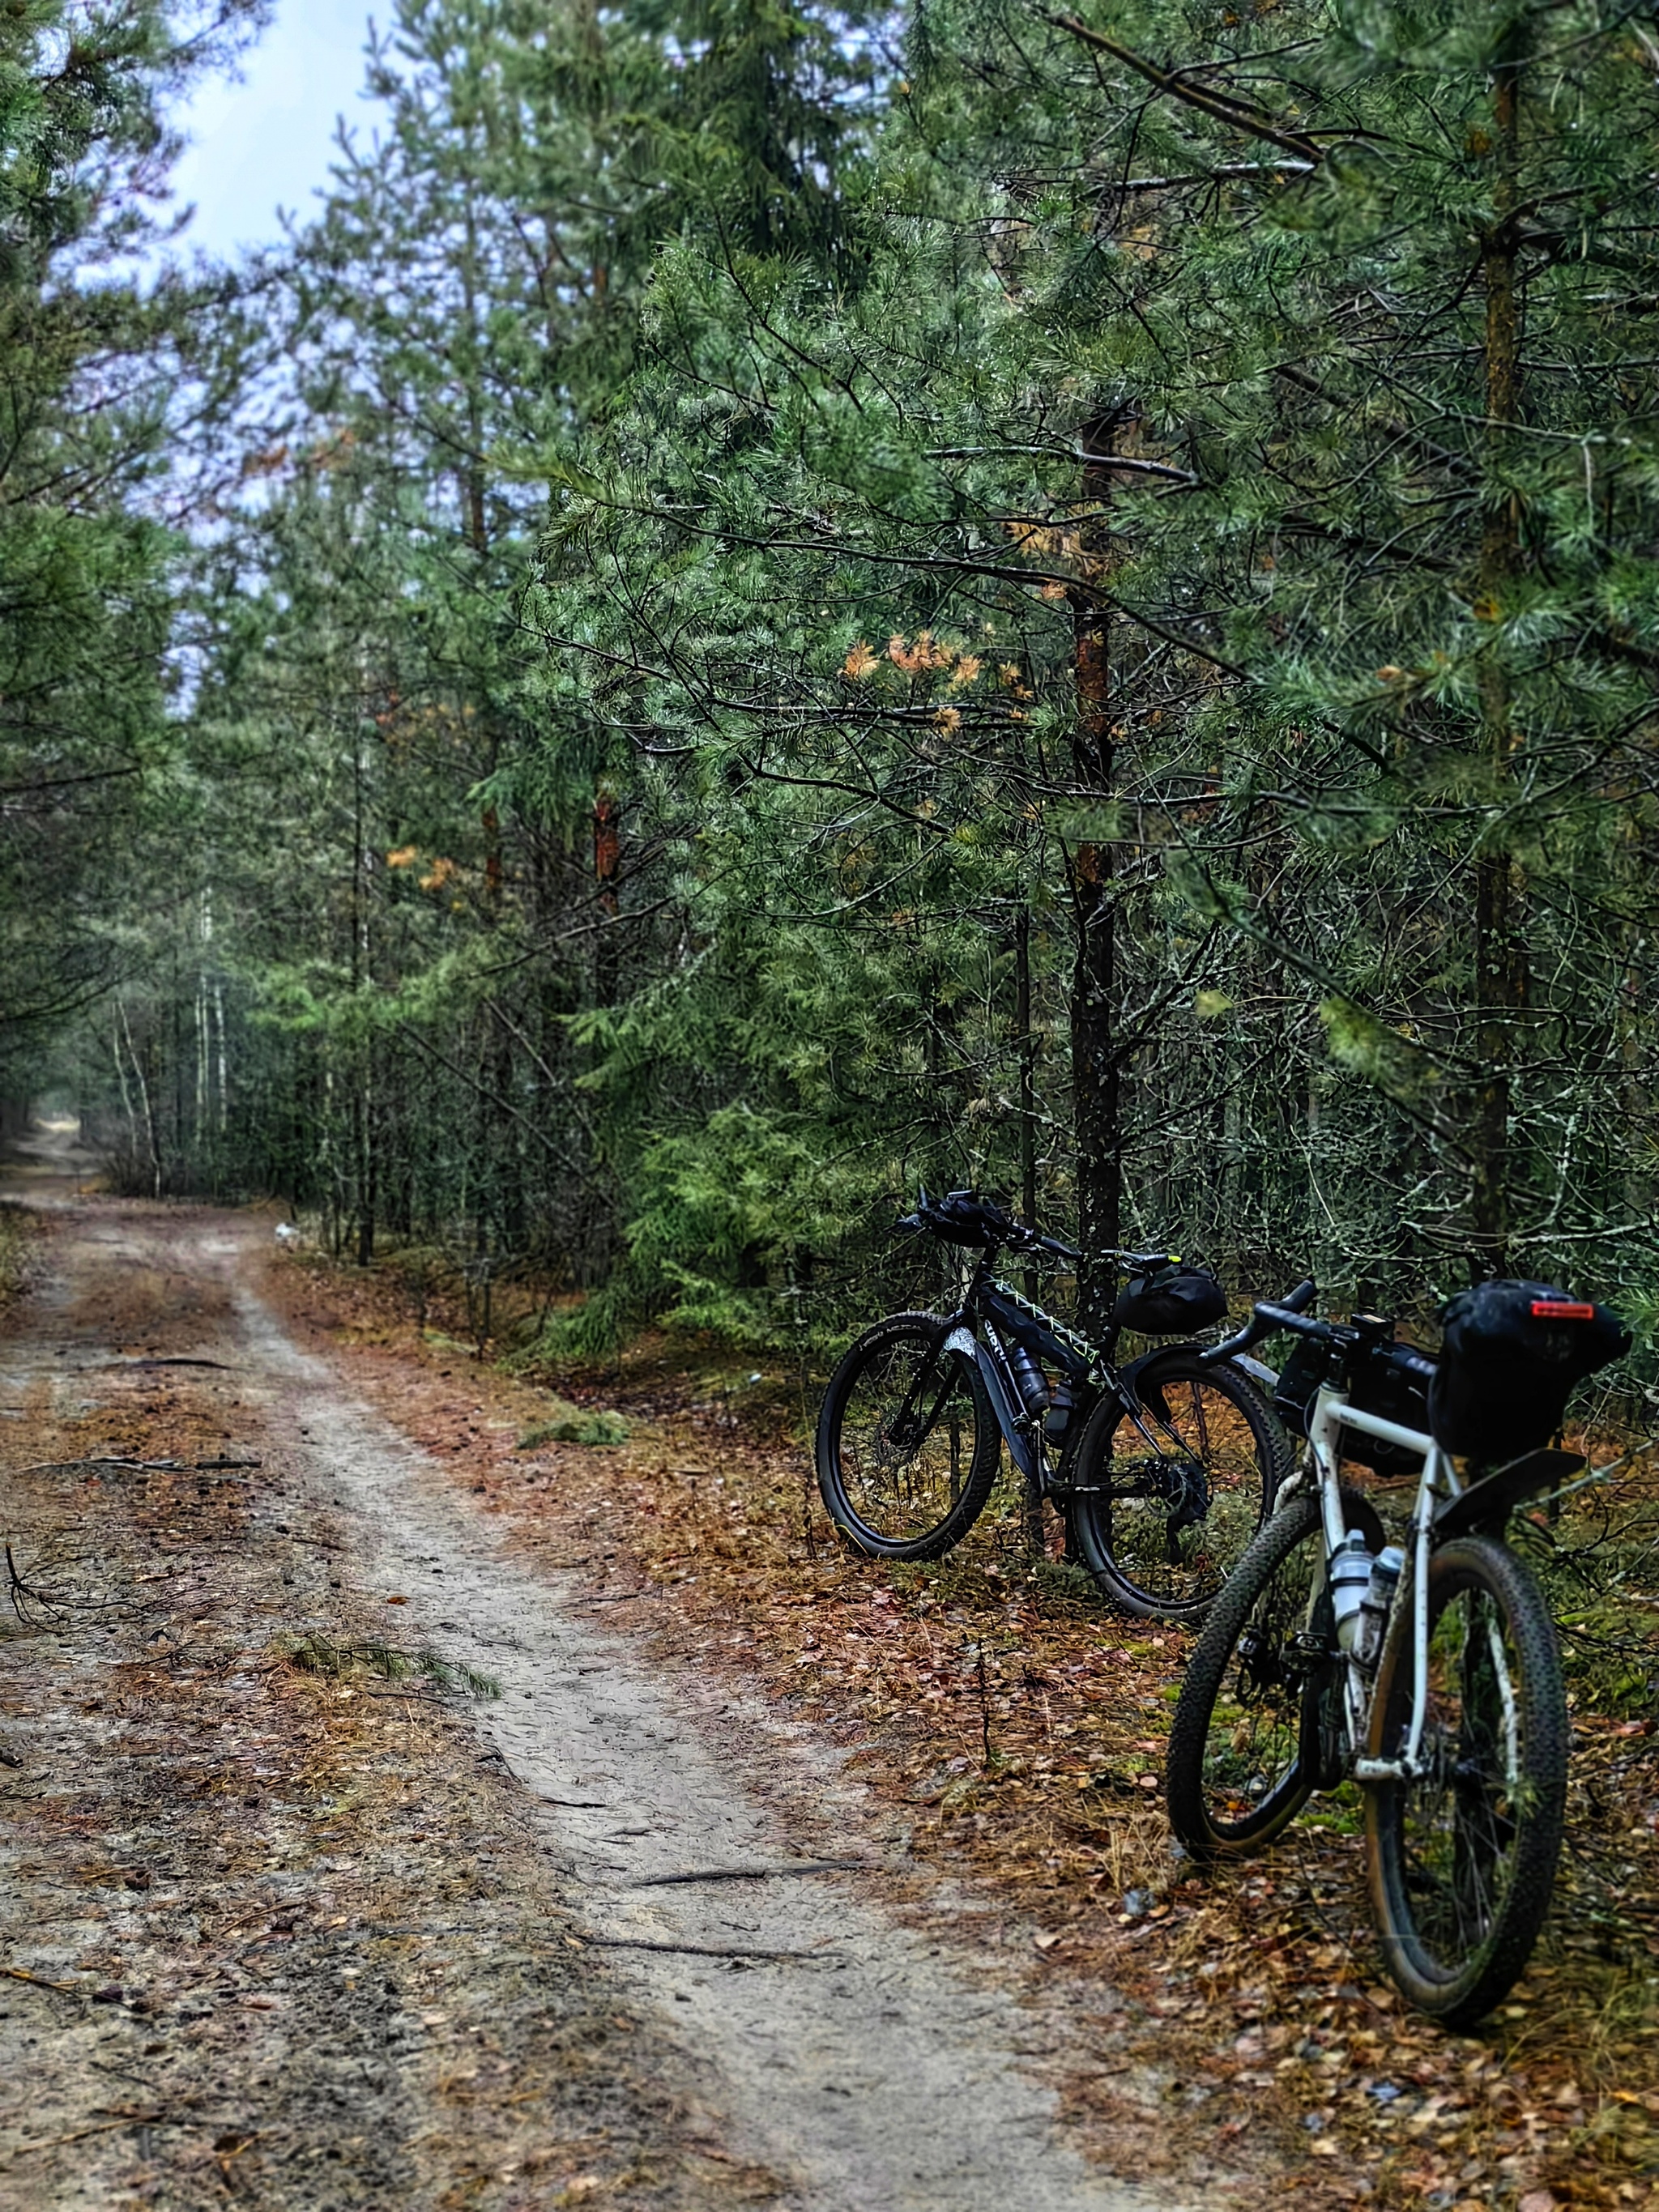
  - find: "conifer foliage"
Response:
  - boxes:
[22,0,1659,1352]
[0,0,258,1105]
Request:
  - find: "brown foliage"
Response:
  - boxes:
[272,1247,1659,2210]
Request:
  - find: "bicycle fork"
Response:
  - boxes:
[940,1323,1041,1485]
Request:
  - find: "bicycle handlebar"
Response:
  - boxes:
[898,1187,1084,1261]
[898,1189,1186,1274]
[1198,1277,1319,1366]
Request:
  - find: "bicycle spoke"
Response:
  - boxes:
[1367,1537,1566,2024]
[817,1314,1000,1558]
[1167,1488,1382,1855]
[1075,1363,1283,1614]
[1392,1588,1525,1963]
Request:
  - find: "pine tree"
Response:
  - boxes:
[999,0,1659,1288]
[0,0,257,1100]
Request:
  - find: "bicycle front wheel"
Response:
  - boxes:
[815,1312,1000,1561]
[1069,1353,1292,1619]
[1365,1535,1567,2027]
[1167,1485,1386,1860]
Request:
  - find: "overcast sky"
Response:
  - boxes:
[168,0,378,259]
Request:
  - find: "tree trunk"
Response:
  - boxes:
[594,784,621,1007]
[351,721,375,1266]
[1015,908,1038,1234]
[1469,30,1529,1278]
[118,997,162,1200]
[1068,420,1122,1342]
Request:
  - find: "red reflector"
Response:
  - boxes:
[1530,1300,1595,1320]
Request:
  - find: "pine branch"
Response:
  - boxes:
[1043,12,1336,166]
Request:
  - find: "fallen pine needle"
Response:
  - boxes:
[1,1965,82,1998]
[2,2111,165,2159]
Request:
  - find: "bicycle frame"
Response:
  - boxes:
[1296,1385,1465,1783]
[935,1268,1096,1484]
[936,1256,1213,1499]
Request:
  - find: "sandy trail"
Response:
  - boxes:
[0,1187,1190,2211]
[236,1280,1175,2212]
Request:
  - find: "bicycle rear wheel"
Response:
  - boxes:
[1166,1485,1385,1859]
[1069,1353,1292,1619]
[815,1312,1000,1561]
[1365,1535,1567,2027]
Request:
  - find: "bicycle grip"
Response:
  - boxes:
[1253,1299,1326,1339]
[1282,1278,1316,1315]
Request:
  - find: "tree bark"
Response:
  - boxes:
[1069,420,1122,1341]
[594,784,621,1007]
[1015,908,1038,1235]
[118,997,162,1200]
[1469,29,1529,1278]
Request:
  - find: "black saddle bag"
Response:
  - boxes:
[1430,1279,1628,1466]
[1113,1264,1227,1336]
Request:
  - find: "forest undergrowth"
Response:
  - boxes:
[270,1240,1659,2212]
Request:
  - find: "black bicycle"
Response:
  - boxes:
[814,1189,1298,1620]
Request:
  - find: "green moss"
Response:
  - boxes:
[517,1400,630,1450]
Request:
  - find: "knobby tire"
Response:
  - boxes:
[1365,1535,1567,2027]
[815,1311,999,1562]
[1166,1485,1386,1858]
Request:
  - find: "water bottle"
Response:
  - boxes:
[1007,1343,1051,1419]
[1328,1532,1375,1653]
[1356,1545,1405,1666]
[1043,1381,1076,1446]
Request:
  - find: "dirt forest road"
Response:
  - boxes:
[0,1173,1198,2212]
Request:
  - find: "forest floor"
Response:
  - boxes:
[0,1167,1654,2210]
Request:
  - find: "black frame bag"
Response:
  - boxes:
[1112,1263,1227,1336]
[1274,1326,1435,1477]
[1429,1278,1628,1466]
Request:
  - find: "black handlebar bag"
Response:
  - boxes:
[1113,1264,1227,1336]
[1341,1340,1437,1477]
[1430,1279,1628,1465]
[909,1189,1017,1248]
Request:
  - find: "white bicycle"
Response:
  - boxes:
[1166,1289,1614,2027]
